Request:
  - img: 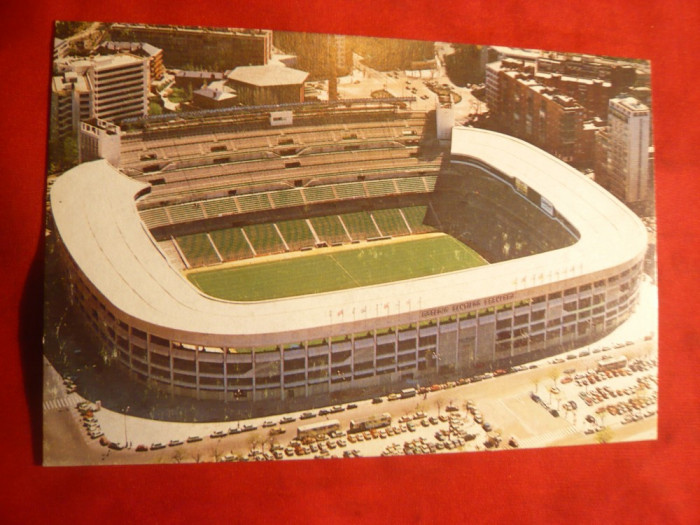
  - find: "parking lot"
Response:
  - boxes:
[336,51,484,119]
[70,341,655,464]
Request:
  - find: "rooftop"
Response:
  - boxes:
[91,54,145,70]
[227,65,309,87]
[611,96,649,112]
[194,87,236,102]
[52,71,89,93]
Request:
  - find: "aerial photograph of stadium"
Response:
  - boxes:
[43,21,658,466]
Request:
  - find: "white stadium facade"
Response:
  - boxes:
[51,105,648,405]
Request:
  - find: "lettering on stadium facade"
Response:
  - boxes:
[420,292,516,318]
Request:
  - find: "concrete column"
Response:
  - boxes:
[327,339,332,390]
[223,350,227,401]
[394,323,399,373]
[373,329,377,375]
[415,322,420,371]
[146,333,152,377]
[128,325,133,369]
[169,340,174,395]
[195,345,200,399]
[251,349,256,403]
[435,318,441,375]
[280,346,285,401]
[455,316,460,370]
[304,341,309,398]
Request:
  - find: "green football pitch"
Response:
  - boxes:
[187,234,487,301]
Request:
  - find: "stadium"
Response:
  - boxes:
[50,100,648,406]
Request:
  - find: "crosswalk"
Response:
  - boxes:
[520,425,579,448]
[43,392,82,412]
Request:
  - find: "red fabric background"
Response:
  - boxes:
[1,1,698,523]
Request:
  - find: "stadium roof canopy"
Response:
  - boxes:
[50,128,647,345]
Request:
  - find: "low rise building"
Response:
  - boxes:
[51,70,91,137]
[172,70,225,91]
[226,65,308,106]
[78,118,121,166]
[193,85,238,109]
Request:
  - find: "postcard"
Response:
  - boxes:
[43,21,657,466]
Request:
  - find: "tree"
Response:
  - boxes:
[62,135,79,168]
[595,426,613,444]
[265,435,277,453]
[634,384,649,415]
[444,44,485,86]
[547,368,561,404]
[548,367,561,386]
[54,21,90,39]
[149,101,163,116]
[247,432,262,454]
[553,392,562,411]
[597,408,608,429]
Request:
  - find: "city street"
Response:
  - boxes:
[337,48,485,121]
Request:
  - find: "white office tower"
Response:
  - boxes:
[608,96,651,203]
[436,93,455,141]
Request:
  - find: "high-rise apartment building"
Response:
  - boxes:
[86,55,149,123]
[486,61,587,163]
[99,41,165,84]
[52,53,148,138]
[606,96,651,203]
